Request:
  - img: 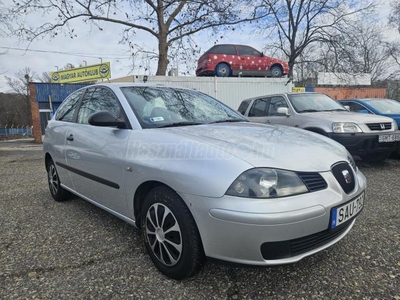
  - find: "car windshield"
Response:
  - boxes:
[120,86,247,128]
[365,99,400,114]
[287,93,347,113]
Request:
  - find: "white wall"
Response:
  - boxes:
[131,75,293,110]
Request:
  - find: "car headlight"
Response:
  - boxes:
[226,168,308,198]
[393,122,398,130]
[332,122,362,133]
[347,152,358,172]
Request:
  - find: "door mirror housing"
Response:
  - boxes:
[88,110,127,129]
[277,107,290,116]
[344,105,350,111]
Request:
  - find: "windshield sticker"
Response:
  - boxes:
[150,117,164,122]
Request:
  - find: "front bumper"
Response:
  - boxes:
[178,169,366,266]
[328,131,400,156]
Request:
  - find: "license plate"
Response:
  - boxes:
[330,193,364,229]
[379,134,400,143]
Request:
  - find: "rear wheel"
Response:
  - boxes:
[215,63,231,77]
[141,186,205,280]
[270,65,283,77]
[360,152,391,163]
[46,159,70,202]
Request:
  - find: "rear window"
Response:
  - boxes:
[238,100,251,115]
[207,45,236,55]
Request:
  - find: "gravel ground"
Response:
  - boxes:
[0,139,399,299]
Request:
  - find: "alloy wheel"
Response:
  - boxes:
[48,164,59,195]
[145,203,182,266]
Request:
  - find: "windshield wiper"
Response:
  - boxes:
[322,109,347,112]
[157,121,204,128]
[298,109,319,113]
[208,119,248,124]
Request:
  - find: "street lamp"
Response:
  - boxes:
[55,66,59,71]
[98,57,103,63]
[83,60,87,66]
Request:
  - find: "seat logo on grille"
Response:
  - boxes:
[380,124,385,129]
[342,170,352,184]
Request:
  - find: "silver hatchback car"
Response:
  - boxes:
[44,83,366,279]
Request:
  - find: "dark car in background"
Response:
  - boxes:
[196,44,289,78]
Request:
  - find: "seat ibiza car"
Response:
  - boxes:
[44,83,366,279]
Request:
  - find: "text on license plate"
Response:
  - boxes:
[379,134,400,143]
[330,193,364,229]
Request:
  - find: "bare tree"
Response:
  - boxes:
[5,67,38,125]
[313,21,398,82]
[257,0,375,78]
[389,0,400,33]
[5,0,268,76]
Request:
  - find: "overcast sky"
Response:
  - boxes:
[0,1,396,93]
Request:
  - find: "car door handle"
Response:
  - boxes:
[66,134,74,141]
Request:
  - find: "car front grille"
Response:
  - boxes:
[260,221,353,260]
[367,123,392,131]
[297,172,327,192]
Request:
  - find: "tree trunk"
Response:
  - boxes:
[156,39,169,76]
[288,57,295,79]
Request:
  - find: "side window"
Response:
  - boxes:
[208,45,236,55]
[268,97,288,116]
[55,90,83,122]
[348,102,372,114]
[77,87,122,124]
[237,45,262,57]
[238,100,251,115]
[248,99,268,117]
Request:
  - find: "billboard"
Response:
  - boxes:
[51,63,111,83]
[317,72,371,86]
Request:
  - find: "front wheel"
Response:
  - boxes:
[141,186,205,280]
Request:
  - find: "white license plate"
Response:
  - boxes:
[330,193,364,229]
[379,134,400,143]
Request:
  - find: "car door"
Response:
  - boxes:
[265,96,294,126]
[64,86,131,214]
[47,89,84,190]
[236,45,263,75]
[247,98,269,123]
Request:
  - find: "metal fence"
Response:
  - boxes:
[0,125,33,136]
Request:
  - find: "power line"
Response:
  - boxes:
[0,46,132,60]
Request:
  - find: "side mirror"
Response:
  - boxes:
[277,107,290,116]
[344,105,350,111]
[88,110,127,129]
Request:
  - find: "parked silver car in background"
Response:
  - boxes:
[238,93,400,162]
[44,84,366,279]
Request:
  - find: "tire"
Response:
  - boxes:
[141,186,205,280]
[215,63,231,77]
[359,152,391,163]
[270,65,283,77]
[46,159,70,202]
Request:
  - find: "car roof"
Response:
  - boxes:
[81,82,195,91]
[241,92,324,102]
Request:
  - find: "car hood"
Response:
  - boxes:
[170,122,347,172]
[301,111,395,124]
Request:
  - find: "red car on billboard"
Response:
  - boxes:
[196,44,289,78]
